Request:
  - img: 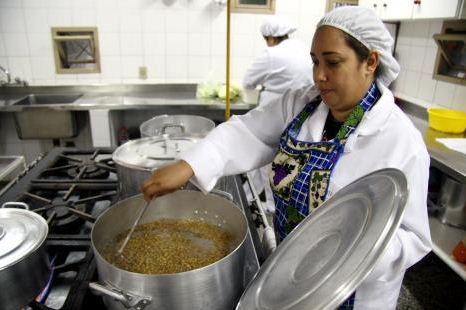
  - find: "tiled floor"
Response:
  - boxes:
[398,252,466,310]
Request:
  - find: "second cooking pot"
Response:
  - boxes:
[113,135,202,198]
[139,114,215,138]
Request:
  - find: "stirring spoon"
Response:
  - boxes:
[117,199,151,256]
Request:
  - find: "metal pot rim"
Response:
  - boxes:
[0,208,48,271]
[91,191,248,278]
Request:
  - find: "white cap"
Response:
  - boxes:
[260,16,297,37]
[317,6,400,86]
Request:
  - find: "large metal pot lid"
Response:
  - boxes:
[236,168,408,310]
[113,135,201,170]
[0,208,48,270]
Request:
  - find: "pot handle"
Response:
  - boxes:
[210,189,234,201]
[1,201,30,210]
[89,282,151,310]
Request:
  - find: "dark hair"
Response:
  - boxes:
[342,32,381,78]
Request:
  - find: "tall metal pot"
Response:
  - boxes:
[0,202,50,310]
[90,191,248,310]
[113,135,203,199]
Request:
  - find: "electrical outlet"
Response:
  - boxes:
[139,66,148,80]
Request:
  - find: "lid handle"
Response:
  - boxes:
[161,123,185,135]
[1,202,30,210]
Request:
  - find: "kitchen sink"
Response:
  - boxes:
[13,93,83,105]
[12,93,82,139]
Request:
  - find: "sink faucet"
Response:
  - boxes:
[0,65,28,86]
[0,65,12,85]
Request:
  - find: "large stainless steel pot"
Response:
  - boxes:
[113,135,202,198]
[90,190,248,310]
[0,202,50,310]
[139,114,215,138]
[438,175,466,229]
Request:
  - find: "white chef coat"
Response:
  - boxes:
[243,38,314,107]
[180,81,432,310]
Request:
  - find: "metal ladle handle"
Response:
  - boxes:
[117,200,151,255]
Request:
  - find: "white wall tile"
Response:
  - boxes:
[0,34,5,56]
[211,33,226,56]
[24,8,49,34]
[145,55,165,80]
[427,20,443,48]
[0,0,21,8]
[72,0,94,9]
[48,9,73,27]
[421,46,437,75]
[397,22,413,46]
[143,33,165,55]
[407,45,425,72]
[97,10,120,33]
[416,73,436,103]
[276,0,300,13]
[45,0,71,9]
[7,57,33,80]
[0,8,26,33]
[72,9,97,26]
[101,55,122,78]
[121,55,144,78]
[231,34,255,57]
[188,55,211,80]
[120,33,143,56]
[210,10,226,34]
[165,11,188,33]
[188,0,212,10]
[166,55,187,79]
[433,81,456,108]
[231,14,255,35]
[30,56,55,79]
[451,86,466,112]
[158,0,188,10]
[142,9,166,33]
[120,10,142,33]
[22,0,45,8]
[166,33,188,56]
[3,33,29,57]
[188,10,211,33]
[28,33,53,57]
[188,33,210,56]
[404,70,421,98]
[100,33,121,56]
[411,21,430,47]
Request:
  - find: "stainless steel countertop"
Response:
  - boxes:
[407,114,466,183]
[0,84,256,111]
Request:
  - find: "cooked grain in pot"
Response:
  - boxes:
[102,219,234,274]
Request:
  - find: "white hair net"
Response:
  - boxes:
[260,16,297,37]
[317,6,400,86]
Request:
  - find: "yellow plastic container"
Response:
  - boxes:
[427,108,466,134]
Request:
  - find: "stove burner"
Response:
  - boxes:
[45,204,87,228]
[66,163,109,179]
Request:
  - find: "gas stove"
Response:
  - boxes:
[0,147,262,310]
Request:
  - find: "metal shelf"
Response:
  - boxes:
[429,216,466,281]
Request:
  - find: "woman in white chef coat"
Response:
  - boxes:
[243,16,314,212]
[143,7,431,310]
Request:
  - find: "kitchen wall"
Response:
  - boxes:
[0,0,325,86]
[392,20,466,112]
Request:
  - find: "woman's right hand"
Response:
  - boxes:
[142,160,194,202]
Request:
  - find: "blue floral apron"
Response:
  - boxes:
[269,83,380,309]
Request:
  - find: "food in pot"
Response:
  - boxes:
[102,218,234,274]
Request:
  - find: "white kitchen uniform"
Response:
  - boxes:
[243,38,313,107]
[243,38,313,212]
[180,81,432,309]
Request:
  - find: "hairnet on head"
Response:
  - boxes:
[260,16,297,37]
[317,6,400,86]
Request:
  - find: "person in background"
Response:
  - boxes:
[243,16,314,213]
[143,6,431,309]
